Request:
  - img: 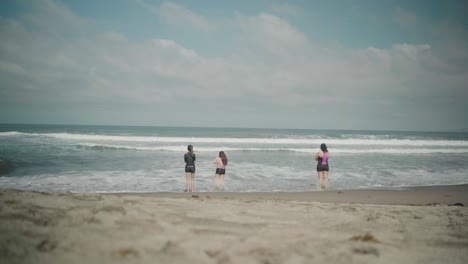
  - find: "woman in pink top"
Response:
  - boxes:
[315,143,330,190]
[213,151,228,191]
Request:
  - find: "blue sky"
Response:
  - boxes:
[0,0,467,131]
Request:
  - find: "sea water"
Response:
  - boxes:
[1,124,467,192]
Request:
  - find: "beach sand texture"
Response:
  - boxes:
[1,185,467,264]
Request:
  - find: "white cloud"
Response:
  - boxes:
[159,1,213,31]
[153,39,200,60]
[19,0,89,35]
[0,0,467,129]
[238,13,309,59]
[0,5,462,102]
[137,0,214,32]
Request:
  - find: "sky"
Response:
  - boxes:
[0,0,467,131]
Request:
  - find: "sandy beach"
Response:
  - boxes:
[1,185,467,264]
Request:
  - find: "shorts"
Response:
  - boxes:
[316,164,329,172]
[215,168,226,175]
[185,165,195,173]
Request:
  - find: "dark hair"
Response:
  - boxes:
[320,143,328,153]
[219,151,228,166]
[187,145,193,153]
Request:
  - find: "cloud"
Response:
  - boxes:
[159,1,213,31]
[237,12,310,61]
[137,0,213,32]
[0,0,467,129]
[18,0,89,36]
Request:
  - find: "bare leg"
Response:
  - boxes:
[220,174,225,191]
[214,174,220,191]
[213,174,216,191]
[186,172,190,192]
[191,173,195,192]
[323,171,329,189]
[317,172,323,190]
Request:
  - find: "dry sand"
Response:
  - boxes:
[1,185,467,264]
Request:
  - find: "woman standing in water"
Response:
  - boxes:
[184,145,196,192]
[213,151,228,191]
[315,143,330,190]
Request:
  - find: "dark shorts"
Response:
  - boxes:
[185,165,195,173]
[317,164,329,172]
[215,168,226,175]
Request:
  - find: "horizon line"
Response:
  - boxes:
[0,122,464,134]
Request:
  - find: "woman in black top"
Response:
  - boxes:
[184,145,196,192]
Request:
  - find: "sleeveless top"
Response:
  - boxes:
[317,152,328,166]
[321,152,328,165]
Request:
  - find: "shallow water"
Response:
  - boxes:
[1,124,467,192]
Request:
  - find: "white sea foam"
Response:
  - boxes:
[0,131,23,136]
[1,167,467,192]
[76,143,468,154]
[2,131,468,146]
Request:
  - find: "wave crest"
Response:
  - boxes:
[2,131,468,147]
[75,143,468,154]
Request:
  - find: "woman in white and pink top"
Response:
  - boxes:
[213,151,228,191]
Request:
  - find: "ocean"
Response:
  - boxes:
[1,124,467,192]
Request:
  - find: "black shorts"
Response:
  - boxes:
[317,164,329,172]
[215,168,225,175]
[185,166,195,173]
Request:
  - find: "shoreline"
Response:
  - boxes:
[107,183,468,206]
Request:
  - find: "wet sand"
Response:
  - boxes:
[1,184,467,264]
[114,184,468,205]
